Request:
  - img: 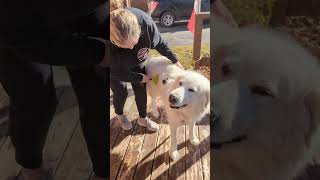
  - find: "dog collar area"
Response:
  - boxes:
[211,135,248,150]
[170,104,187,109]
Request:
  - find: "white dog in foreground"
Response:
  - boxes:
[145,56,210,160]
[212,19,320,180]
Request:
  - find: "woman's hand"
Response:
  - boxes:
[129,72,150,84]
[175,61,184,70]
[139,73,150,83]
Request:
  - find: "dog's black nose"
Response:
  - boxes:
[169,94,178,104]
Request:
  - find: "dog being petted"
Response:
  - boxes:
[145,56,210,161]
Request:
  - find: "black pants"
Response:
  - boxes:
[0,50,108,177]
[110,79,147,118]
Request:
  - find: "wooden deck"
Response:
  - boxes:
[0,67,98,180]
[110,86,210,180]
[0,67,210,180]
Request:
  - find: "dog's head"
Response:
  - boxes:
[165,70,210,116]
[212,21,320,178]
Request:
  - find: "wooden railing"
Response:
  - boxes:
[193,12,210,61]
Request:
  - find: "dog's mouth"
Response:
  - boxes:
[211,134,248,150]
[211,113,248,150]
[170,104,188,109]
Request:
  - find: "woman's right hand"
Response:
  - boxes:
[140,73,150,83]
[129,72,150,84]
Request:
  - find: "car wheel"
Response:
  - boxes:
[160,12,175,27]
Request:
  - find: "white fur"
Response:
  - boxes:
[146,56,210,160]
[212,21,320,180]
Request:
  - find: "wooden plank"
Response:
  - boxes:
[42,87,80,174]
[116,116,146,179]
[193,14,204,61]
[0,86,79,179]
[150,124,170,180]
[110,95,136,150]
[45,106,80,172]
[117,96,154,179]
[199,117,210,180]
[110,104,139,180]
[197,12,210,19]
[192,11,209,62]
[54,123,92,180]
[185,124,204,180]
[132,121,159,180]
[168,125,186,180]
[0,138,21,178]
[0,137,6,149]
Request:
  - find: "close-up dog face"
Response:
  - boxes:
[212,23,320,179]
[167,71,210,112]
[212,26,320,146]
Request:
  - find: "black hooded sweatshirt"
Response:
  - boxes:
[110,7,178,82]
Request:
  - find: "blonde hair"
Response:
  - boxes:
[110,8,140,47]
[110,0,131,11]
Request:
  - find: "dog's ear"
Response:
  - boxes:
[304,88,320,148]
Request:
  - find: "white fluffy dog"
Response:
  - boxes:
[212,20,320,180]
[145,56,210,160]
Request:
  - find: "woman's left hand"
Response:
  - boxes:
[175,61,184,70]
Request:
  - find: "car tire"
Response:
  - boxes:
[160,12,175,27]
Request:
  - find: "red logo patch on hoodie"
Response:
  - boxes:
[137,48,149,61]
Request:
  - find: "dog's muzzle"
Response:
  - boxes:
[211,112,248,150]
[169,94,187,109]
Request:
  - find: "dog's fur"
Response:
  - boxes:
[212,19,320,180]
[146,56,210,160]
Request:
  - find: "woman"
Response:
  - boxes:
[110,6,183,131]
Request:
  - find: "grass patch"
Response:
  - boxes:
[149,43,210,69]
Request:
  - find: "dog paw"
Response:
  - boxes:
[170,150,179,161]
[190,138,200,146]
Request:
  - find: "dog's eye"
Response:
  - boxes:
[162,79,167,84]
[179,82,183,86]
[188,88,196,92]
[222,63,232,77]
[250,85,274,98]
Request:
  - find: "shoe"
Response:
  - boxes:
[117,115,132,130]
[137,117,159,132]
